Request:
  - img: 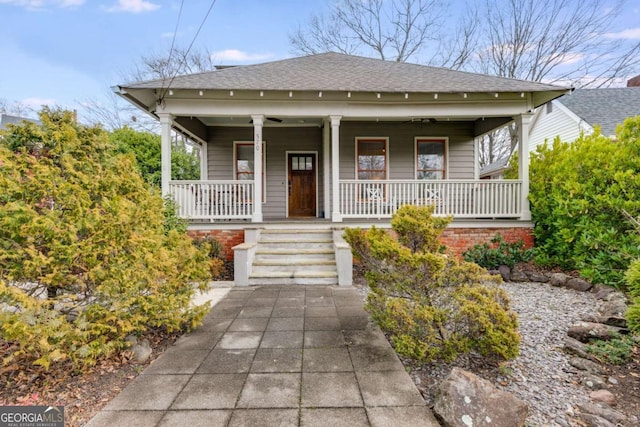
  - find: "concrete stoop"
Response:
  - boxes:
[249,229,339,286]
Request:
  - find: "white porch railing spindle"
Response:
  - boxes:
[169,180,254,220]
[339,179,523,219]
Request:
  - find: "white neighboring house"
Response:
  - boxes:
[528,87,640,150]
[481,86,640,179]
[0,114,40,131]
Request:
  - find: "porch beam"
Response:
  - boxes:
[158,113,172,196]
[517,113,533,220]
[330,115,342,222]
[252,114,264,223]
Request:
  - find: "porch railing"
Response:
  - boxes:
[169,180,254,220]
[339,179,522,219]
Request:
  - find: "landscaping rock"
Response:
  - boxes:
[526,271,549,283]
[599,298,628,318]
[549,272,571,287]
[577,413,616,427]
[498,265,511,282]
[581,314,627,328]
[132,339,152,363]
[565,277,593,292]
[568,357,605,375]
[592,285,618,300]
[567,321,626,342]
[510,269,529,282]
[576,403,627,425]
[589,389,616,406]
[433,367,527,427]
[581,374,606,390]
[563,337,601,363]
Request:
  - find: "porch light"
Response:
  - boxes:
[377,93,381,98]
[434,93,438,99]
[169,90,174,96]
[318,91,323,97]
[260,91,264,97]
[347,92,351,98]
[405,93,409,99]
[520,92,525,97]
[230,90,234,96]
[289,91,293,97]
[463,93,468,98]
[494,93,499,98]
[199,90,204,96]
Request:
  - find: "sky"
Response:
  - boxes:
[0,0,639,119]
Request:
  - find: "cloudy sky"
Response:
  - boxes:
[0,0,638,116]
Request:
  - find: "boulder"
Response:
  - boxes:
[549,272,571,287]
[576,403,627,425]
[564,337,601,363]
[498,265,511,282]
[581,314,627,328]
[592,285,618,300]
[599,298,628,318]
[581,374,606,390]
[565,277,593,292]
[433,367,527,427]
[510,268,529,282]
[526,271,549,283]
[567,321,627,342]
[568,357,606,375]
[132,339,152,363]
[576,413,616,427]
[589,389,616,406]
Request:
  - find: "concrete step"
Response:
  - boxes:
[248,270,338,286]
[248,276,338,286]
[255,247,335,256]
[253,258,337,266]
[251,264,338,275]
[260,229,332,240]
[257,241,334,250]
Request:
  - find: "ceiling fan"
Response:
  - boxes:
[249,117,283,124]
[403,117,437,124]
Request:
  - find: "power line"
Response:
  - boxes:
[159,0,218,104]
[160,0,185,94]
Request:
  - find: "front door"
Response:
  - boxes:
[288,153,316,217]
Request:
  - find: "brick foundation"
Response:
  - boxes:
[188,229,245,261]
[440,227,534,256]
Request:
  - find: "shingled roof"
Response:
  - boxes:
[125,52,565,95]
[558,88,640,135]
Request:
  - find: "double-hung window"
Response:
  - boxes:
[416,138,446,179]
[356,138,388,180]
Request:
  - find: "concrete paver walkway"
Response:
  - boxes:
[86,286,439,427]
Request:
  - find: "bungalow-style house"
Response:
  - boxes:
[114,52,569,286]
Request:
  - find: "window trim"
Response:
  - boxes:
[233,140,266,202]
[414,137,448,180]
[355,137,389,180]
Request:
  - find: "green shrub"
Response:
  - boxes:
[344,205,520,364]
[0,109,211,370]
[529,116,640,288]
[624,258,640,334]
[192,235,227,278]
[462,234,533,269]
[586,334,637,365]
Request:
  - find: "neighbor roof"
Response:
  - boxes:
[0,114,40,130]
[124,52,566,96]
[480,156,510,178]
[558,88,640,135]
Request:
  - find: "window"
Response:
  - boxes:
[416,138,446,179]
[234,141,266,199]
[356,138,387,180]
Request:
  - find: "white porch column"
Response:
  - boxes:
[200,142,208,180]
[251,114,264,223]
[323,119,331,219]
[517,113,533,220]
[330,115,342,222]
[159,113,172,196]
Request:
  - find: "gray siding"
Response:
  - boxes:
[206,121,476,218]
[207,126,323,218]
[338,121,475,180]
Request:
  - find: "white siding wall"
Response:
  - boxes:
[529,102,590,151]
